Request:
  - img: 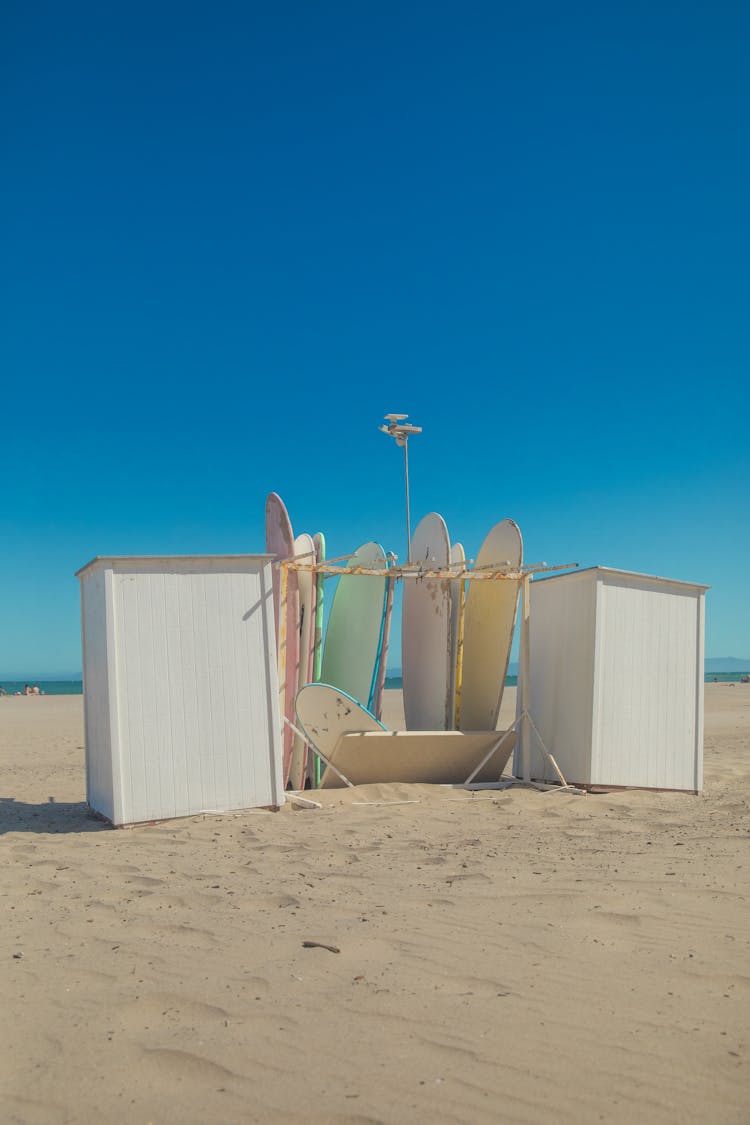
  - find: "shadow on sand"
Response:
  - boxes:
[0,797,110,835]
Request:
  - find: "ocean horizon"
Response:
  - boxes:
[2,671,748,696]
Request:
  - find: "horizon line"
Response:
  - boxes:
[2,656,749,680]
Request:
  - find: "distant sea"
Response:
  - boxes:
[1,671,747,696]
[385,670,750,688]
[383,675,520,689]
[1,681,83,696]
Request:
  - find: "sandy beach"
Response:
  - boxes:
[1,685,748,1124]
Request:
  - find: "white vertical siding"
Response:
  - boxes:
[524,571,598,783]
[78,556,283,825]
[694,594,705,792]
[523,568,706,791]
[593,578,701,789]
[80,567,114,820]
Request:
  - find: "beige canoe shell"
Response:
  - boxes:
[319,730,517,788]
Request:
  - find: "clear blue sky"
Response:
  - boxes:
[2,1,748,676]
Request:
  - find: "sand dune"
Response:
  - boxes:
[1,686,748,1123]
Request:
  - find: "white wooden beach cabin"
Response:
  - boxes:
[76,555,284,825]
[517,567,708,792]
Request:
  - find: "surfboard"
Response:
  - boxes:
[265,493,301,787]
[288,532,316,791]
[449,541,465,728]
[319,541,387,707]
[295,683,385,785]
[402,513,452,730]
[312,532,326,683]
[459,519,523,731]
[310,531,326,786]
[370,557,395,720]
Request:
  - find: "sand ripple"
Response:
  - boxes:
[1,688,748,1123]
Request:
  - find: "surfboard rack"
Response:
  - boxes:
[278,558,583,797]
[276,560,579,581]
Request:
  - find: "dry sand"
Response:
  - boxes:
[1,686,748,1124]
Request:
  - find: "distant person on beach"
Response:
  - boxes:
[0,686,6,695]
[32,684,40,695]
[23,684,32,695]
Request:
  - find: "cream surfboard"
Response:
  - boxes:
[402,513,452,730]
[320,541,387,707]
[265,493,301,787]
[460,519,522,731]
[295,683,385,786]
[288,532,316,791]
[449,541,465,726]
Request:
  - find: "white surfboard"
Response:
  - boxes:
[402,513,452,730]
[288,533,316,791]
[449,541,465,727]
[320,542,387,707]
[295,683,385,785]
[460,519,522,731]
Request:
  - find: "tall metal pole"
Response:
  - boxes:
[378,413,422,565]
[403,437,412,562]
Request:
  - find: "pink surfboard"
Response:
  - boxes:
[289,531,316,790]
[265,493,300,787]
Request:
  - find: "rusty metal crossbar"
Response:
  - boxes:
[275,560,578,581]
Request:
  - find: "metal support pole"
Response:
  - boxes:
[403,438,412,562]
[278,562,289,762]
[519,574,531,782]
[378,414,421,565]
